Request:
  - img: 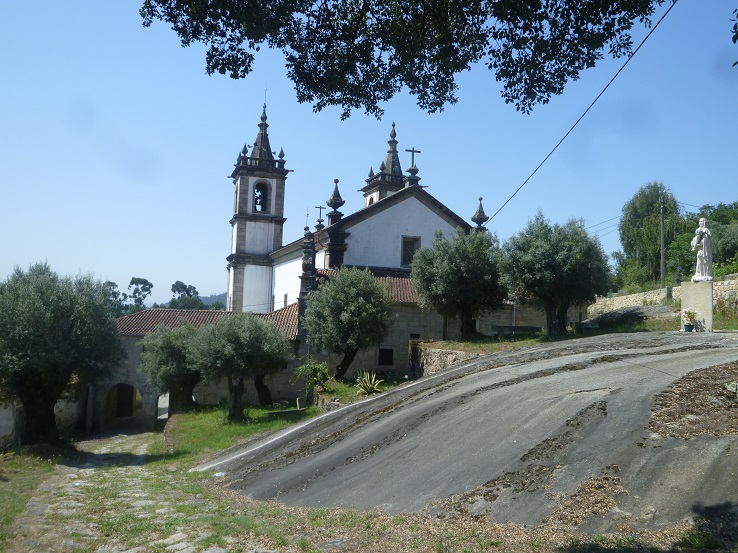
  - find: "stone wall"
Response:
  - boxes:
[589,275,738,318]
[714,277,738,309]
[411,345,480,377]
[0,397,84,445]
[476,304,585,334]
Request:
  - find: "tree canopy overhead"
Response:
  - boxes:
[141,0,668,118]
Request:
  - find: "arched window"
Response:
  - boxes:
[254,182,269,213]
[368,197,375,206]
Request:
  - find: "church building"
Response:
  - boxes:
[210,104,524,386]
[226,105,478,318]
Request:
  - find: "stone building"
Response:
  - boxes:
[1,105,574,443]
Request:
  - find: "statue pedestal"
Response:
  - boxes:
[681,281,713,332]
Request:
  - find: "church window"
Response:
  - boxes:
[377,348,394,366]
[401,236,421,267]
[254,182,269,212]
[368,197,374,205]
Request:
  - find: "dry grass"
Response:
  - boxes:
[649,362,738,439]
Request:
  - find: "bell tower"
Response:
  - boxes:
[226,104,288,313]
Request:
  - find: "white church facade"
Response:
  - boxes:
[215,105,564,384]
[226,107,471,318]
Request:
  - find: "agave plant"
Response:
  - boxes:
[355,371,384,395]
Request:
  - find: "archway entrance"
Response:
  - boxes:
[104,383,144,426]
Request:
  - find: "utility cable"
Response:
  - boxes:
[586,215,621,230]
[486,1,679,223]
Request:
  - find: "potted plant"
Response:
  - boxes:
[681,308,699,332]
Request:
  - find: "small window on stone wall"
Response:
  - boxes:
[377,348,394,366]
[410,333,420,339]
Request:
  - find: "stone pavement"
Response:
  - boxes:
[6,429,272,553]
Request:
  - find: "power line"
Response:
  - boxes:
[593,223,620,234]
[487,1,678,223]
[596,227,620,238]
[586,215,621,230]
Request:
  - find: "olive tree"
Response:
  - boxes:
[412,229,506,339]
[501,213,610,335]
[192,313,291,420]
[140,324,201,414]
[0,263,125,444]
[303,267,392,380]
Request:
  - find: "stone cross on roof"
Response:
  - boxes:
[405,146,421,167]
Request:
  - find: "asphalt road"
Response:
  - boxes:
[197,332,738,529]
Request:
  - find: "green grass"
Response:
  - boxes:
[0,448,58,552]
[678,530,722,550]
[319,376,403,405]
[160,405,322,457]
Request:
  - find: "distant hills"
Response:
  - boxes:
[200,292,227,306]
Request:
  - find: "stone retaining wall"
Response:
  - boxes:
[411,344,480,377]
[589,274,738,317]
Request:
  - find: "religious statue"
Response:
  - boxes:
[691,218,713,282]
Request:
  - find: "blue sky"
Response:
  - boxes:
[1,1,736,304]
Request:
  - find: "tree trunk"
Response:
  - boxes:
[168,374,201,414]
[227,376,246,422]
[253,374,272,406]
[334,348,358,381]
[545,303,568,336]
[460,314,477,340]
[17,391,60,444]
[544,305,558,336]
[556,304,570,335]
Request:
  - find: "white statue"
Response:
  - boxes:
[691,218,713,282]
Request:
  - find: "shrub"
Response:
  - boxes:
[293,357,330,391]
[355,371,384,395]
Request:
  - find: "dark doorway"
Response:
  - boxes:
[104,383,144,426]
[116,384,135,416]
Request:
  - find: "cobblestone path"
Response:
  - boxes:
[6,430,239,553]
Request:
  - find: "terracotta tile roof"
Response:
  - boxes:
[115,309,226,336]
[115,306,299,339]
[260,302,299,338]
[373,273,417,303]
[316,267,417,304]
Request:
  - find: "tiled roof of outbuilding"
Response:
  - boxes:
[261,302,299,338]
[115,305,300,340]
[115,309,227,336]
[316,267,417,304]
[115,269,415,340]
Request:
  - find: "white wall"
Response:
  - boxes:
[343,196,457,268]
[244,220,275,255]
[273,251,326,307]
[273,256,302,308]
[242,265,273,313]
